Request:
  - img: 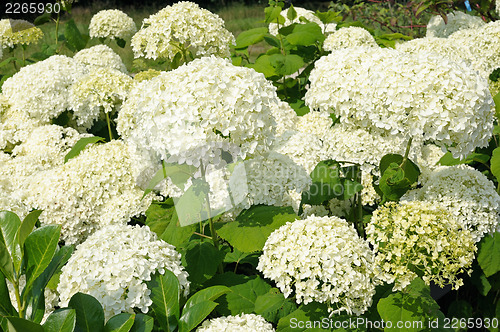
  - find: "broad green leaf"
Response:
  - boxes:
[178,301,218,332]
[0,211,22,275]
[288,99,310,116]
[477,232,500,277]
[379,154,420,202]
[42,308,76,332]
[64,19,87,52]
[254,288,297,324]
[439,152,490,166]
[182,242,224,287]
[493,92,500,120]
[104,313,135,332]
[129,314,153,332]
[285,23,325,46]
[23,225,60,295]
[470,264,492,296]
[264,35,281,48]
[268,53,304,76]
[65,136,105,163]
[34,13,51,26]
[18,210,42,249]
[235,27,268,49]
[183,286,231,311]
[68,293,105,332]
[277,302,334,332]
[217,205,298,253]
[223,248,259,268]
[0,240,14,282]
[146,270,180,332]
[6,316,44,332]
[491,147,500,182]
[249,55,279,78]
[224,276,271,315]
[287,5,297,20]
[314,10,341,24]
[173,178,213,226]
[265,5,283,24]
[0,271,15,316]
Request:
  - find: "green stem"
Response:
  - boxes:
[22,47,26,67]
[13,280,24,318]
[105,112,114,141]
[353,165,365,239]
[194,231,212,240]
[400,137,413,168]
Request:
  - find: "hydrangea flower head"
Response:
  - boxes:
[0,19,43,48]
[323,27,378,51]
[74,45,127,73]
[197,314,275,332]
[89,9,137,40]
[426,11,485,38]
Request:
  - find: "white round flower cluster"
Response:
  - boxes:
[23,140,152,245]
[270,100,298,135]
[258,215,377,315]
[366,201,476,291]
[89,9,137,40]
[131,1,235,61]
[69,67,133,129]
[323,27,378,51]
[305,47,494,159]
[197,314,275,332]
[74,45,128,73]
[426,11,485,38]
[118,56,278,168]
[2,55,87,126]
[403,165,500,242]
[268,7,336,36]
[0,94,35,148]
[0,19,43,48]
[58,224,189,319]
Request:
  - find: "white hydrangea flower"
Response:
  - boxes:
[2,55,87,125]
[0,94,35,149]
[426,11,485,38]
[58,224,189,319]
[295,110,333,138]
[74,45,128,73]
[69,67,133,129]
[118,56,278,169]
[22,140,153,245]
[268,7,336,36]
[367,201,476,291]
[323,27,378,51]
[197,314,275,332]
[305,47,494,159]
[0,19,43,48]
[402,165,500,242]
[89,9,137,40]
[258,215,377,315]
[270,100,298,136]
[131,1,235,61]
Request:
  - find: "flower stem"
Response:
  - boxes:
[13,280,24,318]
[105,112,113,141]
[353,165,365,238]
[400,137,413,168]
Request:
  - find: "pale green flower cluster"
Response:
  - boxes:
[197,314,275,332]
[426,11,485,38]
[58,224,189,319]
[131,1,235,61]
[323,27,378,51]
[0,19,43,48]
[89,9,137,40]
[69,67,134,129]
[366,201,476,291]
[133,68,162,82]
[258,215,378,316]
[74,45,128,73]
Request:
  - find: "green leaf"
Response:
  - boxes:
[42,308,76,332]
[315,10,341,24]
[217,205,298,253]
[249,55,278,79]
[263,35,281,48]
[183,286,231,312]
[224,248,259,268]
[265,5,283,24]
[18,210,42,249]
[64,19,87,52]
[6,316,44,332]
[23,225,60,296]
[277,302,333,332]
[379,154,420,202]
[235,27,269,49]
[146,202,195,249]
[254,288,297,324]
[0,211,22,276]
[477,232,500,277]
[146,270,180,332]
[0,240,14,282]
[182,242,224,287]
[493,90,500,120]
[174,178,215,227]
[129,314,153,332]
[438,152,490,166]
[285,23,325,46]
[447,300,473,319]
[142,162,197,198]
[491,148,500,182]
[377,278,446,331]
[65,137,105,163]
[470,265,492,296]
[104,313,135,332]
[34,13,52,26]
[68,293,105,332]
[0,271,15,316]
[224,276,271,315]
[178,301,218,332]
[115,38,126,48]
[289,99,310,116]
[287,5,297,21]
[268,53,304,76]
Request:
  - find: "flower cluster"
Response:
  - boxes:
[366,201,476,291]
[257,215,378,315]
[89,9,137,40]
[2,55,87,125]
[197,314,275,332]
[323,27,377,51]
[73,45,128,73]
[118,56,279,168]
[305,47,494,159]
[58,224,189,319]
[131,1,235,61]
[426,11,485,38]
[403,165,500,242]
[22,140,152,245]
[69,67,134,129]
[268,7,336,36]
[0,19,43,48]
[133,68,161,82]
